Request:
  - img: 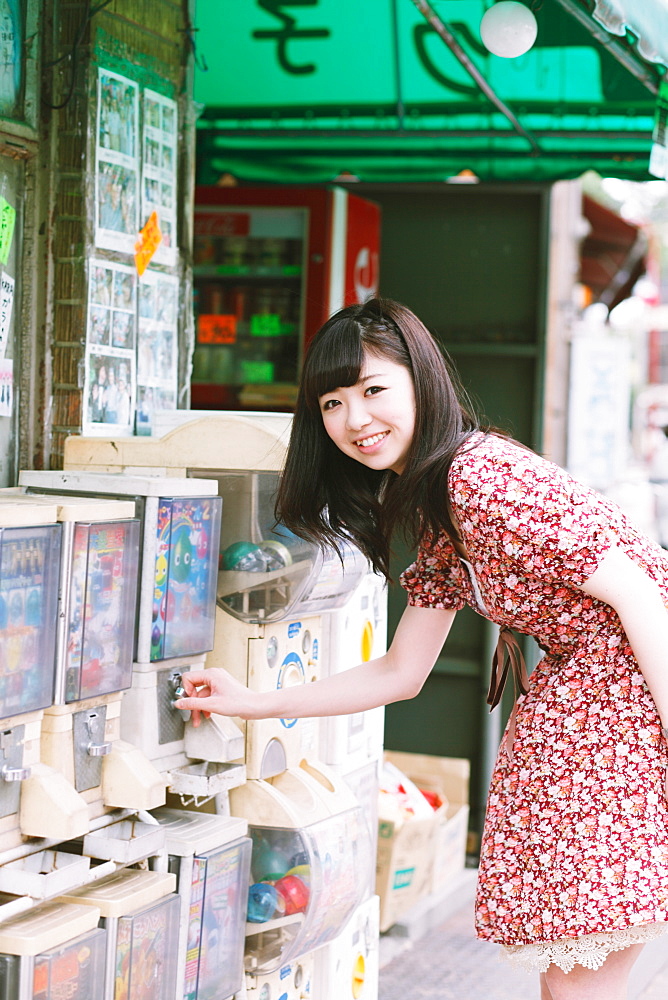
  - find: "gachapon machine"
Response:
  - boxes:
[318,569,387,770]
[311,894,380,1000]
[150,806,251,1000]
[59,414,370,781]
[57,869,180,1000]
[209,468,368,780]
[229,760,372,979]
[0,499,90,847]
[4,488,164,818]
[18,471,242,801]
[0,899,105,1000]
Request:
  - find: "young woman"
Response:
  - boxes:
[176,298,668,1000]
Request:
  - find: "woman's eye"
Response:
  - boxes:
[321,399,339,411]
[365,385,385,396]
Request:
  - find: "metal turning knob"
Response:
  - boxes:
[1,765,30,782]
[171,680,191,722]
[86,741,112,757]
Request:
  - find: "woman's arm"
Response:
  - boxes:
[578,545,668,730]
[175,604,457,726]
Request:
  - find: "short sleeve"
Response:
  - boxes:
[399,533,467,610]
[451,438,615,588]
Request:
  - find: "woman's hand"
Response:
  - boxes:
[174,668,256,727]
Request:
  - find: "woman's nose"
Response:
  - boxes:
[345,400,372,431]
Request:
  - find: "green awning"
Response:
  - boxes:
[193,0,666,184]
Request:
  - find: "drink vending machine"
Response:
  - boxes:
[192,185,381,413]
[0,490,166,822]
[18,472,245,802]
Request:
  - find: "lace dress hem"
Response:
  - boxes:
[502,922,668,974]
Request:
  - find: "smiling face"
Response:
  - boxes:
[318,351,416,474]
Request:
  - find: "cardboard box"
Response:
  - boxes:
[375,766,445,932]
[384,751,470,896]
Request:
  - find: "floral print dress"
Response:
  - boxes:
[400,433,668,973]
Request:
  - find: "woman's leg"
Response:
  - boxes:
[539,973,554,999]
[543,943,644,1000]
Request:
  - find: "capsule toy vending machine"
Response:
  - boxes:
[229,760,372,1000]
[57,869,180,1000]
[61,414,369,782]
[150,806,251,1000]
[18,471,243,804]
[1,490,156,832]
[0,497,77,849]
[192,185,380,413]
[0,899,106,1000]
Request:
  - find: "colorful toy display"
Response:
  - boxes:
[65,519,140,701]
[150,496,222,661]
[0,524,62,719]
[114,895,180,1000]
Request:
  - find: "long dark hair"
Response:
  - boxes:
[274,298,479,578]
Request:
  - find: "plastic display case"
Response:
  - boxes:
[61,516,139,702]
[0,900,103,1000]
[18,472,222,665]
[213,470,366,624]
[152,807,251,1000]
[57,869,180,1000]
[0,491,140,705]
[0,522,62,719]
[230,761,372,975]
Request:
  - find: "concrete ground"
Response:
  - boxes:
[379,870,668,1000]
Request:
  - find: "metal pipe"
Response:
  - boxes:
[552,0,659,96]
[410,0,542,154]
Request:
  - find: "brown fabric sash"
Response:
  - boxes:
[487,625,530,763]
[487,625,530,710]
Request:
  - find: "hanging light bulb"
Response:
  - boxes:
[480,2,538,58]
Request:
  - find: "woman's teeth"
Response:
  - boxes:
[357,432,388,448]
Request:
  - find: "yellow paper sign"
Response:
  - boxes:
[134,211,163,276]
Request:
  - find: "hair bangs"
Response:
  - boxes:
[302,316,365,409]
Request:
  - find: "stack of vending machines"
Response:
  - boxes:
[17,472,248,805]
[61,411,384,1000]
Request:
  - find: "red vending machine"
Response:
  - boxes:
[191,185,381,411]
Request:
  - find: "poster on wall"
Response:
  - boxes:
[95,69,140,253]
[84,258,137,436]
[136,269,178,434]
[142,90,178,266]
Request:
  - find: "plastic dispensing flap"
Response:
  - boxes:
[0,524,62,719]
[0,900,101,957]
[152,807,248,856]
[57,869,176,919]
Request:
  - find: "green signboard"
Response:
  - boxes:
[193,1,660,184]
